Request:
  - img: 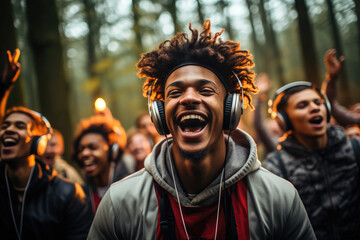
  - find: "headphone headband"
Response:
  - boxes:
[268,81,331,131]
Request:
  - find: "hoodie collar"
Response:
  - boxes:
[145,128,260,206]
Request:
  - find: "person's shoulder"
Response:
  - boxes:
[109,169,154,198]
[248,167,296,197]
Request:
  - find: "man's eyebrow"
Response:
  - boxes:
[166,79,217,90]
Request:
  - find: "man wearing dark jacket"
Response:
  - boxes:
[0,107,93,240]
[263,81,360,240]
[0,50,93,239]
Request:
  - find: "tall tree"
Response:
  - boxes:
[25,0,73,160]
[0,0,25,107]
[245,0,267,73]
[196,0,205,24]
[217,0,234,39]
[294,0,321,85]
[83,0,102,98]
[326,0,351,105]
[167,0,180,34]
[132,0,145,56]
[353,0,360,56]
[261,0,285,85]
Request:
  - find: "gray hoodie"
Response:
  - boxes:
[88,129,315,240]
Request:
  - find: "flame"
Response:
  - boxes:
[95,98,106,112]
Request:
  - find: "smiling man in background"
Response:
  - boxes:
[263,82,360,240]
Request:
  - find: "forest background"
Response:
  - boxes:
[1,0,359,160]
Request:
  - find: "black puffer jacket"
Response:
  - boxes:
[263,125,360,240]
[0,159,93,240]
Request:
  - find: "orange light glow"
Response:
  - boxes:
[95,98,106,112]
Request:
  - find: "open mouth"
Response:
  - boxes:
[2,137,18,148]
[178,114,207,133]
[82,159,97,173]
[309,116,323,125]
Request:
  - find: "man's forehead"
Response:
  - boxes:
[289,89,321,103]
[4,112,33,124]
[165,65,224,88]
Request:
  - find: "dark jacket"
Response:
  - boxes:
[0,159,93,240]
[263,125,360,240]
[84,156,130,214]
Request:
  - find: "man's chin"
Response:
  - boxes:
[179,147,208,162]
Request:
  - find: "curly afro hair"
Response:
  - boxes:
[72,115,126,163]
[137,20,258,109]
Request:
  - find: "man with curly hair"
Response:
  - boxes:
[88,20,315,239]
[72,115,131,214]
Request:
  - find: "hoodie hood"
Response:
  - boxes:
[144,128,260,206]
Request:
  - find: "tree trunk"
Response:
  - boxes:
[0,0,25,107]
[167,0,180,34]
[262,0,286,85]
[218,0,234,39]
[26,0,72,160]
[353,0,360,57]
[245,0,267,73]
[83,0,101,98]
[132,0,144,56]
[294,0,321,86]
[326,0,351,105]
[196,0,205,24]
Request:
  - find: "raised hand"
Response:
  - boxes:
[324,49,344,80]
[1,48,21,87]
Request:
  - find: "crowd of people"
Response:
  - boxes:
[0,20,359,240]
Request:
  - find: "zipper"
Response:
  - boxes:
[318,156,339,240]
[5,164,35,240]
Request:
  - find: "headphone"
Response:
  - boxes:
[148,71,244,135]
[28,110,53,156]
[108,126,121,162]
[268,81,331,132]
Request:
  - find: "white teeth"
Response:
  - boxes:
[4,138,16,143]
[83,159,95,166]
[180,114,205,123]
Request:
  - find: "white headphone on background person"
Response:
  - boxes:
[148,70,244,135]
[28,110,53,156]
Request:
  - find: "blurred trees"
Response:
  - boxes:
[0,0,25,107]
[1,0,359,147]
[26,0,73,159]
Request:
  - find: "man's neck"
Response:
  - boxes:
[294,132,328,151]
[6,155,36,189]
[172,140,227,194]
[93,166,111,188]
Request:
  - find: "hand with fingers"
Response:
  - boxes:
[324,49,344,81]
[1,48,21,88]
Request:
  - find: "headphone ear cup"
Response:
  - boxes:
[223,94,242,130]
[277,112,292,132]
[31,135,48,156]
[150,101,170,135]
[108,142,120,162]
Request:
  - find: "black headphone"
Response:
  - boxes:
[108,126,121,162]
[28,110,53,156]
[148,71,244,135]
[268,81,331,132]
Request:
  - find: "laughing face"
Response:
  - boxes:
[286,88,328,138]
[0,112,34,161]
[164,65,227,159]
[42,134,62,166]
[77,133,110,178]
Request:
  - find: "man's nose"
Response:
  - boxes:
[309,102,321,113]
[179,89,201,106]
